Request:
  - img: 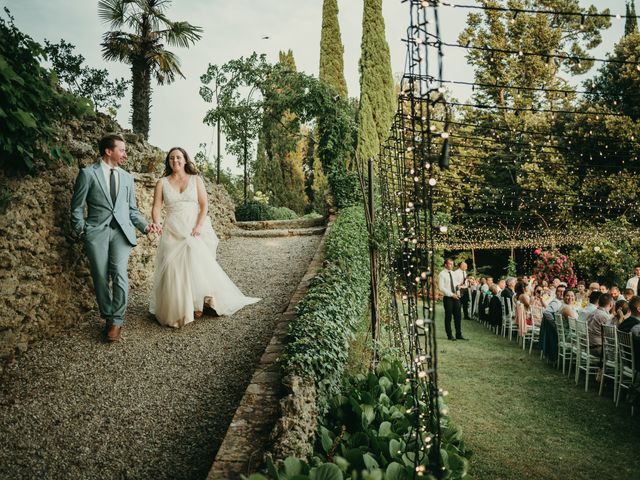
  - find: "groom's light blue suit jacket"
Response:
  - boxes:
[70,161,148,245]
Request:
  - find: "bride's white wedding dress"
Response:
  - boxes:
[149,175,260,328]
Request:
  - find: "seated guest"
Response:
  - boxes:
[610,285,624,302]
[618,296,640,369]
[575,281,587,304]
[515,281,529,306]
[541,279,551,298]
[502,277,516,301]
[624,288,635,302]
[530,285,548,326]
[586,293,614,357]
[578,290,600,322]
[559,290,578,319]
[488,285,503,331]
[542,284,566,322]
[612,299,630,326]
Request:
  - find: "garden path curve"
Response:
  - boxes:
[0,222,324,480]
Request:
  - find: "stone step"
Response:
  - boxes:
[230,226,326,238]
[234,217,326,231]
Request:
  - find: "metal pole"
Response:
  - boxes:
[368,157,379,348]
[216,120,221,184]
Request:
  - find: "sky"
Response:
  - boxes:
[1,0,627,173]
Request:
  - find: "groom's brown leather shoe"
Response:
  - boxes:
[106,324,122,342]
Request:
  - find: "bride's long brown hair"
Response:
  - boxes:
[162,147,199,176]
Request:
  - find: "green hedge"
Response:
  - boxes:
[280,205,370,411]
[236,201,299,221]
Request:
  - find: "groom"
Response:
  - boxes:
[71,134,161,342]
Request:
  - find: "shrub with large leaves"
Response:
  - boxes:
[246,359,471,480]
[0,9,89,172]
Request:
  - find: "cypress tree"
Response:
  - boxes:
[357,0,395,163]
[319,0,348,98]
[626,1,638,36]
[255,50,308,214]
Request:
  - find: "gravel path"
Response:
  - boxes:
[0,234,321,480]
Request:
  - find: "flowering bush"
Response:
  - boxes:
[533,249,577,288]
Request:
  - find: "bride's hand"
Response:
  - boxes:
[191,225,201,237]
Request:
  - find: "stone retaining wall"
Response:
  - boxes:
[207,217,334,479]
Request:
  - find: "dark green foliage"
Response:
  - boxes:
[280,206,370,411]
[99,0,202,138]
[626,1,638,36]
[585,32,640,120]
[0,9,90,173]
[357,0,395,161]
[43,39,129,113]
[201,53,359,209]
[235,201,298,221]
[319,0,348,99]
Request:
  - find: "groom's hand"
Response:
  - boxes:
[146,223,162,235]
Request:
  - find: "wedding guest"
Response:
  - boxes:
[542,284,565,322]
[624,288,635,302]
[588,281,601,293]
[541,279,551,297]
[612,299,630,326]
[530,285,548,325]
[497,278,506,294]
[618,296,640,369]
[438,257,465,341]
[515,281,530,307]
[559,290,578,319]
[488,285,503,331]
[579,290,600,322]
[501,277,516,301]
[599,284,610,294]
[479,277,488,293]
[454,261,471,320]
[625,264,640,296]
[575,281,587,303]
[619,296,640,335]
[610,285,624,302]
[586,293,614,357]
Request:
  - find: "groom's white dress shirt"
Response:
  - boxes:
[101,160,120,192]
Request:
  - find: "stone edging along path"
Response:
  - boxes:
[208,215,335,479]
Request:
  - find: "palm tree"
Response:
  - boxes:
[99,0,202,139]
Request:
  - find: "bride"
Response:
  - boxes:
[149,147,260,328]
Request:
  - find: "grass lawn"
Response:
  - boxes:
[435,305,640,480]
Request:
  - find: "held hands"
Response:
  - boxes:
[146,223,163,235]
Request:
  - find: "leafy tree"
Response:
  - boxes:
[357,0,395,163]
[626,0,638,36]
[199,63,228,183]
[99,0,202,139]
[201,53,359,209]
[43,39,129,114]
[0,8,89,172]
[319,0,347,99]
[455,0,611,230]
[585,32,640,120]
[254,51,308,214]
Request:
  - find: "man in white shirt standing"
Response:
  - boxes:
[625,264,640,297]
[439,258,467,341]
[454,261,471,320]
